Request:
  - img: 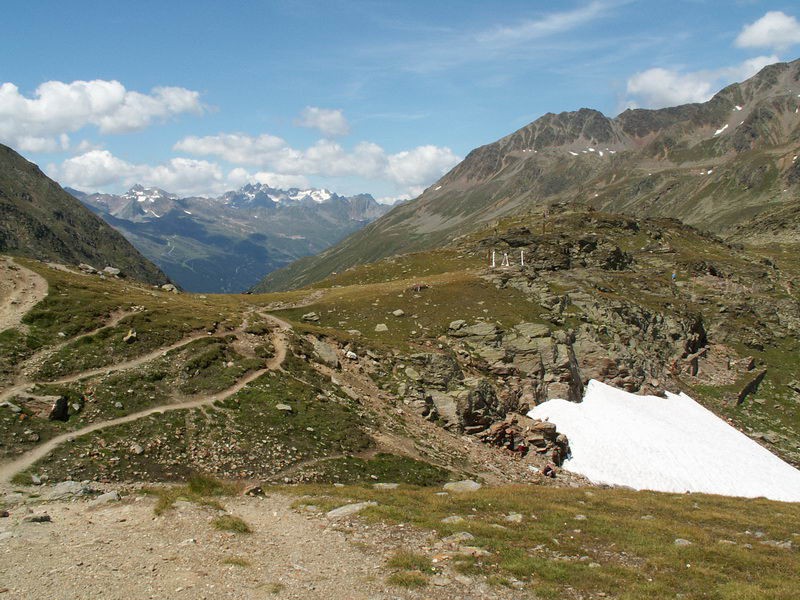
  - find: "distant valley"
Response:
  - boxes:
[70,183,391,293]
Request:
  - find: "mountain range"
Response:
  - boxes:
[255,58,800,292]
[71,183,391,293]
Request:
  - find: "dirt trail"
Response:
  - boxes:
[0,257,48,333]
[0,314,291,483]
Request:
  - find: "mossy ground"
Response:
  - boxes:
[293,483,800,600]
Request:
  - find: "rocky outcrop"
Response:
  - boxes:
[477,413,570,465]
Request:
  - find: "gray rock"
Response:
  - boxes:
[372,483,399,490]
[392,309,405,317]
[130,444,144,455]
[674,538,693,546]
[311,337,340,368]
[275,404,293,412]
[504,512,523,523]
[301,312,320,322]
[441,515,465,524]
[91,491,121,505]
[374,323,389,332]
[443,480,482,493]
[102,266,121,276]
[345,350,358,360]
[161,283,179,293]
[513,322,551,339]
[448,320,466,331]
[442,531,474,544]
[46,480,92,500]
[325,501,377,520]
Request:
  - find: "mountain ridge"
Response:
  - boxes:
[73,183,391,293]
[255,58,800,292]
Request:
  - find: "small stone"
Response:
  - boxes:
[443,480,481,493]
[505,512,523,523]
[325,502,377,520]
[374,323,389,332]
[574,514,587,521]
[431,576,451,586]
[442,531,474,545]
[392,309,405,317]
[372,483,399,490]
[674,538,693,546]
[345,350,358,360]
[114,402,123,409]
[23,514,52,523]
[441,515,465,524]
[130,444,144,455]
[301,312,320,322]
[91,491,121,505]
[275,404,293,412]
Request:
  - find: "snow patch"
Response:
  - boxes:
[714,124,729,136]
[734,105,743,111]
[529,380,800,502]
[569,151,579,156]
[434,185,442,191]
[183,210,192,215]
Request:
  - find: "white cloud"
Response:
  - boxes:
[296,107,350,137]
[174,132,460,193]
[477,1,609,45]
[736,11,800,52]
[50,150,313,197]
[174,133,286,165]
[0,79,203,152]
[625,55,781,109]
[626,68,715,108]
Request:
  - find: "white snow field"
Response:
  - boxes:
[529,379,800,502]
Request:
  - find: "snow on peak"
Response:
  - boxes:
[529,379,800,502]
[124,185,176,203]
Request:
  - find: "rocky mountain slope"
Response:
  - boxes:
[256,58,800,292]
[73,183,390,293]
[0,145,167,285]
[2,203,799,596]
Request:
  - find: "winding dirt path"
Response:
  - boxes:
[0,257,48,333]
[0,314,291,483]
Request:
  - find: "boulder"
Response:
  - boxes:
[392,309,405,317]
[48,396,69,422]
[325,501,377,520]
[443,480,482,493]
[408,352,463,389]
[301,312,320,322]
[102,266,121,276]
[310,337,340,368]
[374,323,389,332]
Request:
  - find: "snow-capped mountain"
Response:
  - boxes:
[72,183,391,293]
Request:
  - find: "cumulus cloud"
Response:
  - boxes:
[295,107,350,137]
[736,11,800,52]
[625,55,781,109]
[50,150,313,197]
[0,79,203,152]
[174,132,460,193]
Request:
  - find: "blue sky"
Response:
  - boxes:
[1,1,799,201]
